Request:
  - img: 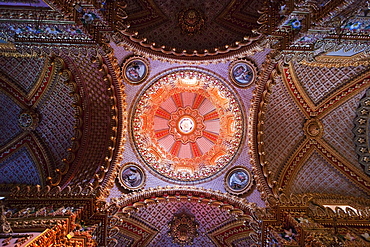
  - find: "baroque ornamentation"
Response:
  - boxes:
[131,67,244,182]
[168,213,198,245]
[117,163,146,191]
[18,109,39,131]
[354,87,370,176]
[178,9,205,35]
[303,118,323,138]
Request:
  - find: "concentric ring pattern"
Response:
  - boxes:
[132,69,243,182]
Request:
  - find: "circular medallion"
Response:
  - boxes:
[224,166,253,195]
[304,118,323,138]
[18,109,39,131]
[132,68,244,182]
[118,163,146,191]
[229,59,258,88]
[122,56,149,84]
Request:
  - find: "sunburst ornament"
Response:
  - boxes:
[178,9,205,35]
[132,68,244,182]
[168,213,198,245]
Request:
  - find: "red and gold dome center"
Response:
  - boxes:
[132,69,243,182]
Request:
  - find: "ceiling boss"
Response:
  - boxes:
[132,69,243,182]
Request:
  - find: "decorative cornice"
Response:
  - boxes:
[46,56,83,187]
[91,50,126,200]
[353,87,370,176]
[113,32,267,64]
[8,184,96,199]
[251,62,281,197]
[283,62,370,118]
[105,187,260,247]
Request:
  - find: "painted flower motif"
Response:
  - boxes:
[297,217,309,223]
[344,232,356,241]
[82,12,98,24]
[284,228,296,240]
[361,233,370,241]
[291,19,302,29]
[349,22,362,30]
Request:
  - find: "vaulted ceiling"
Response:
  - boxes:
[1,0,370,246]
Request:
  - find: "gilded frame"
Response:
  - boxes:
[224,166,253,195]
[229,59,257,88]
[122,56,150,84]
[118,163,146,190]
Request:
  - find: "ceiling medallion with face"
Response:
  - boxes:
[132,68,244,182]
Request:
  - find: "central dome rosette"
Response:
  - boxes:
[132,68,243,182]
[169,106,205,144]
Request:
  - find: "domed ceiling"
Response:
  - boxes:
[132,68,243,182]
[1,0,370,245]
[121,0,263,57]
[127,0,262,48]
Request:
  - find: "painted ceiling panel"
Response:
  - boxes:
[292,61,369,105]
[0,56,46,94]
[123,0,263,55]
[35,70,76,170]
[321,89,368,170]
[132,200,236,247]
[0,146,41,185]
[288,151,368,197]
[0,91,22,147]
[263,76,306,180]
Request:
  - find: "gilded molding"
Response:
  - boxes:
[113,31,266,64]
[278,138,370,195]
[354,87,370,176]
[301,52,370,68]
[0,8,71,22]
[91,49,126,200]
[282,62,370,118]
[273,40,370,65]
[255,66,281,196]
[248,55,277,199]
[106,187,260,247]
[9,184,96,199]
[47,56,83,187]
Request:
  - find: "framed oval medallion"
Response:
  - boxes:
[118,163,146,190]
[224,166,253,195]
[122,56,149,84]
[229,59,257,88]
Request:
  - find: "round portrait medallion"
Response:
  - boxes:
[131,68,244,182]
[122,56,149,84]
[118,163,146,190]
[229,59,257,88]
[224,166,253,195]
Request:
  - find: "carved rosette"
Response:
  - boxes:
[168,106,205,144]
[132,68,243,182]
[304,118,323,139]
[178,9,205,35]
[168,213,198,245]
[18,109,39,131]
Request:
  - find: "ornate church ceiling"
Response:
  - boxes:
[1,0,370,246]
